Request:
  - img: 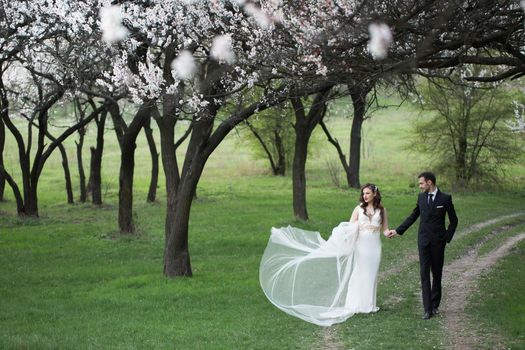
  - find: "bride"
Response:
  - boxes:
[259,183,389,326]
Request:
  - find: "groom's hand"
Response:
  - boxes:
[385,229,398,238]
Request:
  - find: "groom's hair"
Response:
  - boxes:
[418,171,436,185]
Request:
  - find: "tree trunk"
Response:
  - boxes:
[90,111,106,205]
[76,128,87,203]
[274,129,286,176]
[118,102,151,233]
[108,100,126,149]
[1,114,31,215]
[157,118,181,250]
[24,108,50,218]
[57,143,74,204]
[144,118,159,202]
[161,81,305,277]
[454,113,469,187]
[348,88,369,189]
[88,147,99,204]
[163,174,195,277]
[0,118,5,201]
[0,165,24,213]
[290,88,331,220]
[1,90,104,216]
[25,182,39,217]
[292,125,311,220]
[163,116,212,277]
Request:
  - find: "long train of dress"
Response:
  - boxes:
[259,208,382,326]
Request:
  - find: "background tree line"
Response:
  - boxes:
[0,0,523,277]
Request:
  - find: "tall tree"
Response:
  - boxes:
[290,88,332,220]
[411,71,520,187]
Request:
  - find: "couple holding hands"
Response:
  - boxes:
[260,171,458,326]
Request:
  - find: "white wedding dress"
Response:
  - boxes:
[259,206,382,326]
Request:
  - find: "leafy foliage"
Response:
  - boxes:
[410,70,523,188]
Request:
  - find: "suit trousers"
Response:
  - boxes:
[418,240,446,312]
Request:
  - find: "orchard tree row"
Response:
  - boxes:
[0,0,523,277]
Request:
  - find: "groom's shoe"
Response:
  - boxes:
[422,311,432,320]
[432,307,439,315]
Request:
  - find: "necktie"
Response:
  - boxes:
[428,193,434,207]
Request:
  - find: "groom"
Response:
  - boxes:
[388,172,458,320]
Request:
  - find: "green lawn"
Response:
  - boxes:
[1,97,524,349]
[468,240,525,350]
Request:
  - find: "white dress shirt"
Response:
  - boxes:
[427,187,438,205]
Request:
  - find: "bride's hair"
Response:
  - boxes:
[359,183,385,223]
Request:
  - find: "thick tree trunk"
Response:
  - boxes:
[23,109,50,218]
[292,125,311,220]
[57,143,74,204]
[161,81,305,277]
[290,88,331,220]
[157,119,181,254]
[25,182,39,217]
[162,105,216,277]
[90,111,106,205]
[0,118,5,201]
[118,103,151,233]
[144,118,159,202]
[163,175,195,277]
[348,88,369,189]
[76,128,87,202]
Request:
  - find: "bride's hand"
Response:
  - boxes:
[384,229,398,238]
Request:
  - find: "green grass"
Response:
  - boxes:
[467,240,525,350]
[1,97,524,349]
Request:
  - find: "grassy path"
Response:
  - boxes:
[442,231,525,349]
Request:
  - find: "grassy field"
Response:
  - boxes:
[1,96,524,349]
[468,240,525,350]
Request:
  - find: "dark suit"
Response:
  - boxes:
[396,190,458,313]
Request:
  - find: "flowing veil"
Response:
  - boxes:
[259,222,359,326]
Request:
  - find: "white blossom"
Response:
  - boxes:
[244,4,271,28]
[367,23,392,60]
[171,50,197,80]
[211,34,236,64]
[99,5,128,43]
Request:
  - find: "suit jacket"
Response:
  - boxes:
[396,190,458,246]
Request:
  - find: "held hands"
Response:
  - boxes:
[383,229,398,238]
